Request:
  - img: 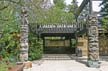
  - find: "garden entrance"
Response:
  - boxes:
[43,35,76,54]
[36,24,85,54]
[19,0,100,68]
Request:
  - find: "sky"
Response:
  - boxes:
[65,0,83,6]
[50,0,83,6]
[65,0,102,12]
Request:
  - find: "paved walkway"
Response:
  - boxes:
[24,54,108,71]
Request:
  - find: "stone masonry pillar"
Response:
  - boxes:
[87,16,100,68]
[20,7,29,62]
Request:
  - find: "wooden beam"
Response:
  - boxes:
[92,0,103,1]
[76,0,102,18]
[76,0,90,18]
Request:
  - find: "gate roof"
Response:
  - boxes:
[35,23,86,34]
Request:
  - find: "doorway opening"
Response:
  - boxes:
[43,36,76,54]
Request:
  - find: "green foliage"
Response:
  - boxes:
[0,1,20,32]
[67,0,78,15]
[100,0,108,16]
[35,6,75,24]
[101,16,108,29]
[28,33,43,60]
[71,39,76,47]
[0,0,78,61]
[0,1,20,61]
[28,0,76,24]
[100,0,108,29]
[0,58,15,71]
[54,0,66,9]
[0,32,20,61]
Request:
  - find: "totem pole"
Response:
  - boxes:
[20,7,29,62]
[87,16,100,68]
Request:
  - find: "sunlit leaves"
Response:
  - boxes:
[0,0,20,59]
[29,0,75,24]
[0,1,20,33]
[102,16,108,29]
[54,0,66,9]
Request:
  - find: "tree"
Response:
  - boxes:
[0,1,20,31]
[68,0,78,15]
[101,16,108,29]
[0,0,21,60]
[100,0,108,16]
[54,0,66,9]
[100,0,108,29]
[30,0,75,24]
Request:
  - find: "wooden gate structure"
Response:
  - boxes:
[20,0,101,68]
[37,0,100,67]
[35,23,86,54]
[33,17,99,68]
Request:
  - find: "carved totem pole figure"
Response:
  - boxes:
[87,16,100,68]
[20,7,29,62]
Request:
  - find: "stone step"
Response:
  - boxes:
[42,54,77,60]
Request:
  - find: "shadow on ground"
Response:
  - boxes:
[75,57,87,66]
[100,56,108,62]
[42,54,88,66]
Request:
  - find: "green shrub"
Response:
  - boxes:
[28,33,43,60]
[0,32,20,61]
[0,58,15,71]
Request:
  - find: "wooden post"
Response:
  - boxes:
[89,0,93,14]
[20,7,29,62]
[75,30,78,56]
[87,15,100,68]
[70,37,72,48]
[43,37,45,53]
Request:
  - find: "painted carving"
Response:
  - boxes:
[20,7,29,62]
[87,16,100,67]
